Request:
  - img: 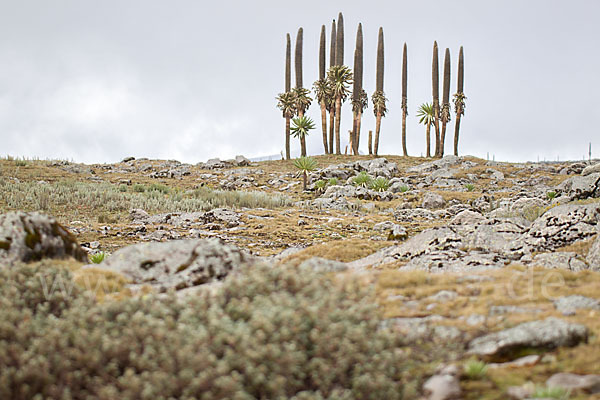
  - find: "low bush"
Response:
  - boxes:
[0,262,405,399]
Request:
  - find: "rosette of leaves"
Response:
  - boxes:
[292,87,312,117]
[314,179,327,194]
[327,65,353,154]
[352,171,373,188]
[293,155,318,191]
[276,91,297,118]
[370,177,390,192]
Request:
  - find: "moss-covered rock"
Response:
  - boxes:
[0,211,88,266]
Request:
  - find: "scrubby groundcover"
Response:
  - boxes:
[0,262,404,399]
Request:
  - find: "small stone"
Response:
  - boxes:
[297,219,308,226]
[422,192,446,209]
[121,156,135,163]
[89,241,100,249]
[429,290,458,302]
[423,373,462,400]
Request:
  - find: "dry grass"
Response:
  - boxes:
[280,238,393,266]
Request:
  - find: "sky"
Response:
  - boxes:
[1,0,599,164]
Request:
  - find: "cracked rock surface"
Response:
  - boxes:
[91,238,254,292]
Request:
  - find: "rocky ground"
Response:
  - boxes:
[1,154,599,399]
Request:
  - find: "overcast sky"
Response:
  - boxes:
[1,0,598,164]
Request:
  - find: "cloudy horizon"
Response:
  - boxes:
[1,0,598,164]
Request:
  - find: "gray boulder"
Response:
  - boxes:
[407,155,461,174]
[556,172,600,199]
[94,238,253,292]
[0,211,88,266]
[202,208,241,228]
[467,318,588,359]
[234,155,250,166]
[553,295,600,314]
[530,252,589,271]
[587,234,600,270]
[450,210,487,225]
[582,162,600,176]
[422,373,462,400]
[523,203,600,252]
[422,192,446,209]
[546,373,600,394]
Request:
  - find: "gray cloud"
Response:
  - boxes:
[0,0,598,163]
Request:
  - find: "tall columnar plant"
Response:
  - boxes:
[453,46,466,156]
[401,43,408,157]
[440,48,451,157]
[276,33,294,160]
[313,25,330,154]
[332,12,345,154]
[372,27,387,156]
[328,19,337,154]
[432,41,441,157]
[417,103,434,158]
[293,27,312,157]
[351,23,367,156]
[328,65,353,155]
[335,12,344,66]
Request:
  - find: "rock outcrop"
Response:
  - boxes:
[467,318,588,360]
[93,238,254,292]
[0,211,88,266]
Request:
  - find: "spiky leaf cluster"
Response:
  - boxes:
[0,262,405,399]
[370,177,390,192]
[372,90,388,116]
[352,89,368,113]
[352,171,373,188]
[416,102,435,126]
[291,87,312,115]
[327,65,353,102]
[313,78,334,111]
[293,156,318,172]
[453,93,467,115]
[290,115,315,139]
[276,91,297,118]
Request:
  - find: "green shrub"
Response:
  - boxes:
[90,252,106,264]
[531,385,570,399]
[546,191,557,200]
[353,171,373,188]
[463,359,487,380]
[370,177,390,192]
[398,185,410,193]
[118,184,128,192]
[0,263,404,399]
[464,183,475,192]
[147,183,170,194]
[132,183,146,193]
[314,179,327,191]
[328,177,339,186]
